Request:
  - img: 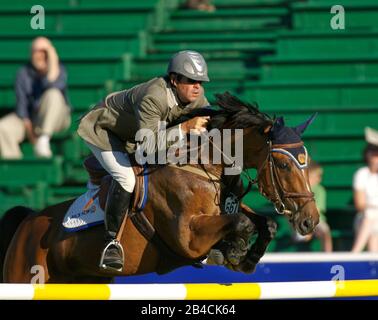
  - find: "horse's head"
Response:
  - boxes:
[211,92,319,234]
[256,115,319,235]
[176,92,319,235]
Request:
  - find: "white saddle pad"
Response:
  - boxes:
[63,185,105,232]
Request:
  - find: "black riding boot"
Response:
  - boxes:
[99,180,132,271]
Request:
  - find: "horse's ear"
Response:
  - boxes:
[293,113,317,136]
[273,117,285,129]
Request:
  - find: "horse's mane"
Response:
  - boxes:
[172,92,273,132]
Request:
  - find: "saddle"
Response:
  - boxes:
[83,155,147,213]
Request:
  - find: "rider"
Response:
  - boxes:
[77,50,211,271]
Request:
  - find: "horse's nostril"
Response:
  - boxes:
[301,219,313,232]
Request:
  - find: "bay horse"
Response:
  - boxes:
[0,92,319,283]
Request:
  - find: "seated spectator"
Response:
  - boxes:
[183,0,216,12]
[351,127,378,252]
[292,161,333,252]
[0,37,71,159]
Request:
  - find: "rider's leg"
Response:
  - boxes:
[86,142,136,271]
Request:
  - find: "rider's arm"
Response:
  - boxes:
[137,95,184,154]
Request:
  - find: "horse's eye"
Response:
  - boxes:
[278,162,289,170]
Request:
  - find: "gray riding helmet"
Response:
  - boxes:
[167,50,210,82]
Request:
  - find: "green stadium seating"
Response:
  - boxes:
[1,0,376,252]
[273,110,378,137]
[275,30,378,57]
[212,0,288,8]
[261,55,378,82]
[292,1,378,30]
[0,0,166,34]
[0,156,64,187]
[0,182,48,215]
[243,79,378,112]
[0,34,148,60]
[0,0,160,11]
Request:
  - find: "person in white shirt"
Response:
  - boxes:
[351,127,378,252]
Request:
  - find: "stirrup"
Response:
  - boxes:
[99,239,124,272]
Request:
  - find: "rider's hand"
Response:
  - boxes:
[181,116,210,135]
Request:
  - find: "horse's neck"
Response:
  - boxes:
[191,163,223,180]
[242,127,270,169]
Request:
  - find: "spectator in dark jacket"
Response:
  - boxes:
[0,36,71,159]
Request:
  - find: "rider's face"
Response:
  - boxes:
[171,75,203,103]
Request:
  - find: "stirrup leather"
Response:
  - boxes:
[99,239,124,272]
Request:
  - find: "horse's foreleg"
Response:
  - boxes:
[189,213,255,265]
[237,203,277,273]
[189,213,252,256]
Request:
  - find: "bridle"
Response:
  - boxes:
[257,140,315,217]
[184,127,315,217]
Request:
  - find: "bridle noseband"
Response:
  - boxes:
[258,141,315,216]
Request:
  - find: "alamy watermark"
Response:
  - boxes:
[30,5,45,30]
[30,265,45,284]
[330,5,345,30]
[135,121,244,176]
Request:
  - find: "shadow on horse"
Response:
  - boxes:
[0,93,319,283]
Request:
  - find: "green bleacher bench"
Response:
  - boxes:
[167,17,283,32]
[152,41,275,55]
[269,110,378,137]
[243,79,378,111]
[304,137,366,163]
[212,0,288,8]
[0,182,48,214]
[260,55,378,82]
[292,1,378,30]
[153,30,278,42]
[0,59,125,86]
[275,30,378,57]
[0,13,154,36]
[172,7,288,18]
[0,156,64,187]
[0,32,148,60]
[0,0,168,35]
[317,162,361,188]
[322,188,354,210]
[0,0,160,12]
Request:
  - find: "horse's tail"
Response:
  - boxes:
[0,206,35,283]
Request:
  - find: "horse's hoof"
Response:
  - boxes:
[207,249,225,265]
[227,247,247,266]
[238,260,257,274]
